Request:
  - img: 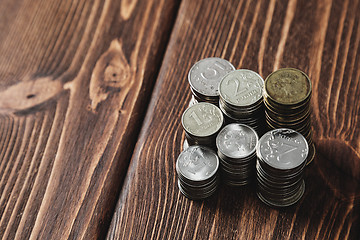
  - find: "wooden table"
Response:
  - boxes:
[0,0,359,239]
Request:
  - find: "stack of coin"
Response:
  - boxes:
[182,102,224,149]
[188,57,235,105]
[263,68,315,164]
[216,123,258,186]
[176,145,220,200]
[218,69,265,135]
[256,129,308,207]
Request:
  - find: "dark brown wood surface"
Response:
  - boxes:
[107,0,360,239]
[0,0,179,239]
[0,0,359,239]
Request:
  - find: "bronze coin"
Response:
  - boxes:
[264,68,312,105]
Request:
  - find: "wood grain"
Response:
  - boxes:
[107,0,360,239]
[0,0,179,239]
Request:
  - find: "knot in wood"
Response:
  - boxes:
[89,39,132,111]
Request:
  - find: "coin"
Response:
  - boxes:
[219,69,264,107]
[179,173,219,188]
[188,57,235,97]
[264,68,311,105]
[256,180,305,207]
[257,128,308,170]
[216,123,258,159]
[182,102,224,138]
[176,145,219,182]
[178,179,219,200]
[306,143,316,165]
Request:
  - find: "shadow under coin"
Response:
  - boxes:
[315,138,360,204]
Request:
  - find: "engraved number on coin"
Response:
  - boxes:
[277,143,298,160]
[189,111,203,125]
[266,140,298,162]
[189,106,217,128]
[200,61,227,80]
[227,77,247,97]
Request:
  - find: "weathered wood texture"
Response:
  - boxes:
[0,0,179,239]
[108,0,360,239]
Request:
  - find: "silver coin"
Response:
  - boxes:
[256,161,304,183]
[219,155,255,167]
[178,179,219,200]
[179,173,219,188]
[222,178,252,186]
[216,123,258,159]
[188,58,235,97]
[182,102,223,137]
[256,129,308,170]
[219,69,264,107]
[256,180,305,207]
[256,168,302,190]
[176,145,219,182]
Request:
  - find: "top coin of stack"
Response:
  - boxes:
[176,145,220,200]
[218,69,265,135]
[188,58,235,105]
[182,102,224,149]
[263,68,315,164]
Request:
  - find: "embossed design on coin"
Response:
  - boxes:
[265,68,311,105]
[188,58,235,97]
[257,128,308,169]
[176,145,219,181]
[182,102,223,137]
[219,69,264,106]
[216,123,258,159]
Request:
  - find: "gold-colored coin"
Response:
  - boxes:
[263,97,310,117]
[265,109,310,124]
[306,143,316,165]
[265,114,311,131]
[264,68,311,105]
[264,94,311,110]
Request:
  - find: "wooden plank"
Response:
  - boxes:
[0,0,180,239]
[107,0,360,239]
